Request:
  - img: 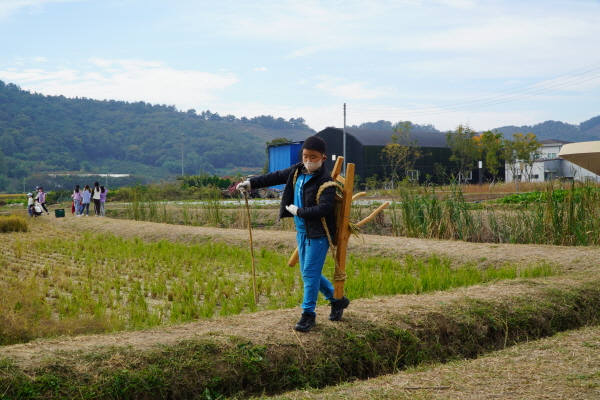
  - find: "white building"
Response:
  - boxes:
[505,139,600,183]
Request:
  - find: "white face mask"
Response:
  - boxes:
[303,160,322,173]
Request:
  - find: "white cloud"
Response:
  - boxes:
[0,58,240,107]
[315,76,391,100]
[199,0,600,79]
[0,0,82,20]
[216,101,343,133]
[253,67,268,72]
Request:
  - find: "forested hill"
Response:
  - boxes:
[0,80,313,191]
[494,116,600,142]
[347,118,600,143]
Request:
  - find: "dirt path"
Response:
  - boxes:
[1,275,588,368]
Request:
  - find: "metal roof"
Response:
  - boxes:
[539,139,574,145]
[323,127,448,148]
[559,141,600,175]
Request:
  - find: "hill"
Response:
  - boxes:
[0,80,312,192]
[494,116,600,142]
[345,117,600,142]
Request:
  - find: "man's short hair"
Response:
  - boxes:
[302,136,327,154]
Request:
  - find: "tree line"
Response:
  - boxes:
[379,121,544,186]
[0,80,311,192]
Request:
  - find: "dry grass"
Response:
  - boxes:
[0,214,28,232]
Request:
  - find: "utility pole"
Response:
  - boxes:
[343,103,347,175]
[181,132,185,176]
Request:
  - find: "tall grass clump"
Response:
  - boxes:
[390,185,483,241]
[491,182,600,245]
[388,181,600,246]
[0,215,28,233]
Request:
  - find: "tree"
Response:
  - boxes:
[446,125,479,184]
[381,121,422,187]
[358,120,393,130]
[352,120,439,132]
[503,132,542,189]
[476,130,504,182]
[0,147,7,176]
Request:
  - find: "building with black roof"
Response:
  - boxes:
[316,127,456,184]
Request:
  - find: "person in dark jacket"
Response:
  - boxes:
[237,136,350,332]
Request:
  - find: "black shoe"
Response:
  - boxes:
[328,296,350,321]
[294,312,316,332]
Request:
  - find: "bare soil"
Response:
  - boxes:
[3,211,600,398]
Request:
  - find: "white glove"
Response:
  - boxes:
[236,180,251,192]
[286,204,298,216]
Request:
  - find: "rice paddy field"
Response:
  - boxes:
[2,182,600,399]
[0,215,557,345]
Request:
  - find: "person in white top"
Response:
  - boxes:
[91,181,102,216]
[27,193,34,217]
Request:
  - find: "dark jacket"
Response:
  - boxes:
[249,162,337,244]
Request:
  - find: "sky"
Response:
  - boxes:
[1,0,599,132]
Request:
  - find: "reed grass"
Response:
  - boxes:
[0,226,556,345]
[102,178,600,246]
[388,181,600,246]
[116,180,600,246]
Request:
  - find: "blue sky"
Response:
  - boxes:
[1,0,599,132]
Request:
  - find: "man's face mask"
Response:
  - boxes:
[303,160,322,173]
[302,149,326,173]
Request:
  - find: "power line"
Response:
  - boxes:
[350,71,600,118]
[349,63,600,118]
[311,115,343,131]
[309,109,342,124]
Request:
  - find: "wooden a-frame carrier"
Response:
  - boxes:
[287,157,390,299]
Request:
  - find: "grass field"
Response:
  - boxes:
[2,181,600,399]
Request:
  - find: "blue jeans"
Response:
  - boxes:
[80,202,90,216]
[73,199,81,215]
[297,232,334,316]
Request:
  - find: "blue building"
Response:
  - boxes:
[267,141,304,189]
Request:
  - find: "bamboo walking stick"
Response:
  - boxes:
[243,190,259,304]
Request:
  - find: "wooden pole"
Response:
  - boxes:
[356,202,390,227]
[333,162,354,299]
[243,191,259,304]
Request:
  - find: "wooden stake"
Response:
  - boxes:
[333,162,354,299]
[243,190,259,304]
